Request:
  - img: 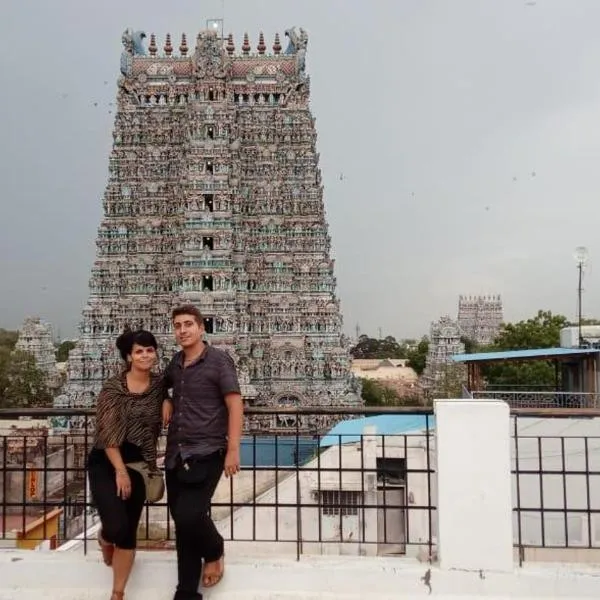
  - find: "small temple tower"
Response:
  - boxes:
[420,316,466,398]
[457,295,503,346]
[62,26,362,432]
[15,317,61,390]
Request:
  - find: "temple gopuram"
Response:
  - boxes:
[62,26,362,433]
[457,294,503,346]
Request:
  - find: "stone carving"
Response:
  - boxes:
[193,30,230,79]
[284,27,308,54]
[120,29,147,76]
[62,27,363,433]
[284,26,308,80]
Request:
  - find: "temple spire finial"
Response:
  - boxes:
[149,33,157,56]
[257,32,266,55]
[242,32,251,55]
[179,33,188,56]
[164,33,173,56]
[226,33,235,56]
[273,32,282,55]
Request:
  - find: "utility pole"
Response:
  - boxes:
[574,246,588,348]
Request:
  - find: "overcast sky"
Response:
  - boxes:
[1,0,600,340]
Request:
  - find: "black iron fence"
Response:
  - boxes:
[511,409,600,563]
[0,407,436,560]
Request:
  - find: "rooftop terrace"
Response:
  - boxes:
[2,403,600,598]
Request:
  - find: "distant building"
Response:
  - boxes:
[15,317,61,390]
[421,316,466,397]
[457,295,503,346]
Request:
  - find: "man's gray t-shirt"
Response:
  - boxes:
[164,344,241,469]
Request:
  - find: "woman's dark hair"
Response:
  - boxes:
[115,326,158,362]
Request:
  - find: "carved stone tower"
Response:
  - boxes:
[63,27,362,432]
[457,294,503,346]
[420,315,466,397]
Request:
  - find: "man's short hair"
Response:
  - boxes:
[172,304,204,326]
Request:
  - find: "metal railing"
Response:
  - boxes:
[0,407,436,560]
[472,390,600,409]
[511,408,600,563]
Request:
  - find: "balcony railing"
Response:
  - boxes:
[0,407,436,560]
[472,390,600,409]
[511,409,600,563]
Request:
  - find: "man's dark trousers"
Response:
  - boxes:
[166,450,225,598]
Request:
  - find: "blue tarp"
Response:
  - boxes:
[319,414,435,448]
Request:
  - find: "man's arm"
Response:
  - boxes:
[224,393,243,477]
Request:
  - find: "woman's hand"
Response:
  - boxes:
[162,399,173,428]
[116,470,132,500]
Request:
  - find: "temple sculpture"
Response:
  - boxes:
[457,294,503,346]
[62,27,362,433]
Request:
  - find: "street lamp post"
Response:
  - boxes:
[574,246,589,347]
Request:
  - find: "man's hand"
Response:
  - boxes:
[224,447,240,478]
[162,399,173,428]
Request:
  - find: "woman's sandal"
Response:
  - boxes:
[98,532,114,566]
[202,555,225,588]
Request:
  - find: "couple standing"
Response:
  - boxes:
[87,304,243,600]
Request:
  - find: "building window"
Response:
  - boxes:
[319,490,361,517]
[204,194,214,212]
[202,236,214,250]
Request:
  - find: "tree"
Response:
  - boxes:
[350,335,408,359]
[490,310,568,350]
[0,349,53,408]
[0,328,18,351]
[481,310,569,390]
[360,378,398,406]
[360,378,421,407]
[407,337,429,375]
[56,340,76,362]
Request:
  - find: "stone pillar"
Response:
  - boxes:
[435,399,513,572]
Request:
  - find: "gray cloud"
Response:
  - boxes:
[1,0,600,340]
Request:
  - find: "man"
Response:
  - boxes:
[163,304,243,600]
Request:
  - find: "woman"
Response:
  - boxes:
[87,327,167,600]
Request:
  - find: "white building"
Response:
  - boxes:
[215,415,436,558]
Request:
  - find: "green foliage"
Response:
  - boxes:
[360,378,398,406]
[359,378,421,407]
[407,337,429,375]
[350,335,408,359]
[490,310,568,350]
[481,310,569,389]
[460,336,478,355]
[56,340,76,362]
[0,329,18,351]
[0,349,53,408]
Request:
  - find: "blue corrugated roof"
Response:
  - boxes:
[452,347,600,363]
[320,414,435,448]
